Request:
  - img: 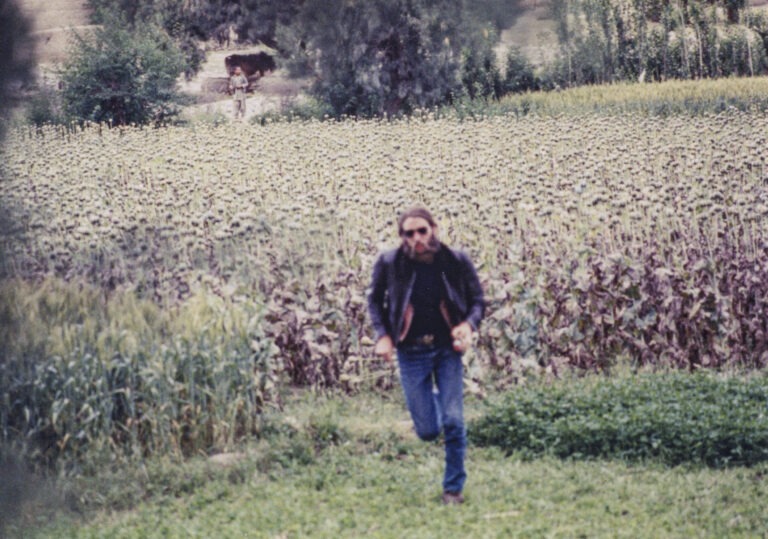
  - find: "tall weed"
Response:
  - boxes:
[0,279,277,470]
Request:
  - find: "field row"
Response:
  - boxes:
[2,112,768,371]
[3,112,766,270]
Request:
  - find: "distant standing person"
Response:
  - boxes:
[367,206,485,505]
[229,66,248,120]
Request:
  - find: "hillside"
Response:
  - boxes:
[19,0,768,69]
[14,0,768,118]
[17,0,93,66]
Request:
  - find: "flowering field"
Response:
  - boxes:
[5,109,768,363]
[2,103,768,462]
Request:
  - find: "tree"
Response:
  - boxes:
[292,0,465,117]
[87,0,303,73]
[502,46,538,94]
[461,26,503,99]
[88,0,207,78]
[207,0,301,49]
[60,18,187,126]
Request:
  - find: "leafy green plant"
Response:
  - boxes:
[59,15,187,126]
[20,391,768,538]
[470,373,768,467]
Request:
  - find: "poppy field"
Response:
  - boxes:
[2,81,768,464]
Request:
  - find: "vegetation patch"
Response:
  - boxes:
[0,279,278,469]
[470,373,768,467]
[467,76,768,117]
[17,392,768,538]
[3,97,768,472]
[3,79,768,490]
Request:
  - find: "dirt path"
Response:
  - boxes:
[179,47,311,121]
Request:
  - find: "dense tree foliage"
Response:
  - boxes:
[87,0,302,76]
[60,19,187,126]
[88,0,209,78]
[461,27,504,100]
[290,0,468,117]
[548,0,768,87]
[502,47,538,94]
[76,0,768,117]
[85,0,523,116]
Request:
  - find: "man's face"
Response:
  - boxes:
[235,67,242,75]
[401,216,439,261]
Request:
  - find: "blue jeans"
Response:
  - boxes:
[397,345,466,493]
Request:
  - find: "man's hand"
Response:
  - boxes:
[374,335,394,362]
[451,322,474,353]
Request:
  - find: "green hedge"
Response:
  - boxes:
[469,373,768,467]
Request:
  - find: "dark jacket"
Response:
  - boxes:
[367,243,485,344]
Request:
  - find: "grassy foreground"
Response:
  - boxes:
[20,391,768,539]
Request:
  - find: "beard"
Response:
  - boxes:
[403,235,441,262]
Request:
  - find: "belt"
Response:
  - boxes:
[409,334,436,346]
[399,334,447,349]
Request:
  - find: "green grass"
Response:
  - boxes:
[259,76,768,122]
[445,76,768,118]
[36,453,768,538]
[13,389,768,539]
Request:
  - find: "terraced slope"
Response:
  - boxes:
[18,0,92,65]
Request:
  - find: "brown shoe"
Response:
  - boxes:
[442,491,465,505]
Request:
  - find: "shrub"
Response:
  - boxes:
[470,373,768,467]
[25,86,64,127]
[59,16,187,126]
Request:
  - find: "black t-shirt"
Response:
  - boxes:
[403,260,451,345]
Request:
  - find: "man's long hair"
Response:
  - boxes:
[397,206,437,236]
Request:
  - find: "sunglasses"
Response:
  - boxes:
[403,227,429,238]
